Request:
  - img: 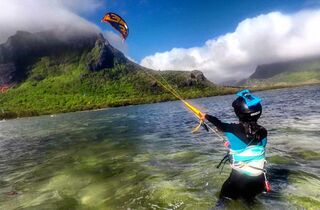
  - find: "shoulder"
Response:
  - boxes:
[224,123,243,133]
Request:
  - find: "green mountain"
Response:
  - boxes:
[239,56,320,87]
[0,30,234,119]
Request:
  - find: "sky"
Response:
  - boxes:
[1,0,320,82]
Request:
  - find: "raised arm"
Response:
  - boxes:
[204,114,229,132]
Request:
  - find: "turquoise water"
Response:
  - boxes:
[0,85,319,209]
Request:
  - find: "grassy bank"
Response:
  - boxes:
[1,51,318,120]
[2,77,317,120]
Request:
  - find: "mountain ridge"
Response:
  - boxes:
[0,29,232,119]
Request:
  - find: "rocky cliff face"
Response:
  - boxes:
[186,70,209,86]
[0,63,16,85]
[87,35,128,71]
[158,69,214,88]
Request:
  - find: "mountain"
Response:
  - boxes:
[238,56,320,86]
[0,29,234,119]
[0,29,99,85]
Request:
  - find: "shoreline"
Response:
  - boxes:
[1,83,319,120]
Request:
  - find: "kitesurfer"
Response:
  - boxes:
[200,90,269,206]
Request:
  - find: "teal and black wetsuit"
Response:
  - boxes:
[205,114,268,202]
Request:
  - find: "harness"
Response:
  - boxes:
[229,145,266,176]
[217,143,270,192]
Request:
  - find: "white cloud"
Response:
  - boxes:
[0,0,102,44]
[140,10,320,82]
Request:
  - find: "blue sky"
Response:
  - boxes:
[84,0,320,61]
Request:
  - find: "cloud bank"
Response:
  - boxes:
[0,0,127,53]
[0,0,105,43]
[141,10,320,82]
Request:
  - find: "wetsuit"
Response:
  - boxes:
[205,114,267,202]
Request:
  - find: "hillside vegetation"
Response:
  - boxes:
[243,69,320,87]
[0,49,234,119]
[238,56,320,87]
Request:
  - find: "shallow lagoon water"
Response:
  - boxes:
[0,85,319,209]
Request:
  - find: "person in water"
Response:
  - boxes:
[200,89,269,205]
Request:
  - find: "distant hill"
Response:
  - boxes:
[0,29,234,119]
[238,56,320,86]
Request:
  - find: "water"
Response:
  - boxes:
[0,85,319,209]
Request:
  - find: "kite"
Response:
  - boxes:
[102,12,129,40]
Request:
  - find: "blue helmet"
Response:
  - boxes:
[232,89,262,122]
